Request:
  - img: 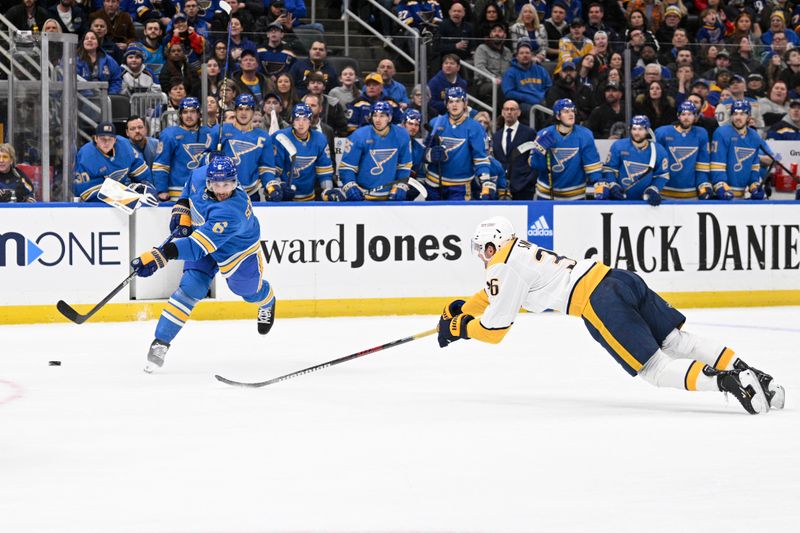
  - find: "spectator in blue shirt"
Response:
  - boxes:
[501,39,552,121]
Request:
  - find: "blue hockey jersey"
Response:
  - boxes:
[529,124,602,199]
[339,124,413,191]
[345,97,404,134]
[711,125,762,198]
[272,128,334,201]
[152,125,214,200]
[174,163,262,281]
[410,137,426,179]
[655,124,711,199]
[211,124,276,199]
[74,136,152,201]
[603,138,670,200]
[425,114,491,186]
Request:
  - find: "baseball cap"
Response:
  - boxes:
[267,21,284,31]
[664,6,682,18]
[240,48,258,59]
[731,74,745,83]
[95,121,116,137]
[173,13,188,22]
[790,98,800,107]
[570,18,585,28]
[716,67,732,77]
[264,92,282,102]
[747,73,765,82]
[716,49,731,59]
[605,81,621,91]
[692,79,710,88]
[364,72,384,85]
[516,38,533,52]
[272,0,285,8]
[561,60,576,70]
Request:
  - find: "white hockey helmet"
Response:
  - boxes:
[471,216,516,262]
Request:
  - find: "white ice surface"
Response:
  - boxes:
[1,307,799,533]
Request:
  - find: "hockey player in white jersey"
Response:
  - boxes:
[436,216,785,415]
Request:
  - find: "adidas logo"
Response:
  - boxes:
[527,215,554,237]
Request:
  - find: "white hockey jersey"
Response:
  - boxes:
[462,237,610,343]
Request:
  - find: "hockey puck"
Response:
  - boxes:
[48,360,61,366]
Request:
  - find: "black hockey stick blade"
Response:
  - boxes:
[214,328,438,388]
[56,272,137,324]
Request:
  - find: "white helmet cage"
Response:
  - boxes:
[471,216,516,261]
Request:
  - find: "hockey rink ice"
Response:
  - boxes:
[2,307,799,533]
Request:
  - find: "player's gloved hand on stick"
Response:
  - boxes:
[265,180,283,202]
[131,247,169,278]
[643,185,662,206]
[321,188,345,201]
[131,182,159,207]
[532,129,555,155]
[441,299,465,321]
[169,199,192,237]
[593,181,624,200]
[478,174,497,200]
[388,182,409,201]
[427,145,447,164]
[697,182,713,200]
[714,182,734,200]
[438,313,474,348]
[281,182,296,201]
[342,181,365,201]
[748,182,765,200]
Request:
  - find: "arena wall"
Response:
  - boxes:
[1,201,798,324]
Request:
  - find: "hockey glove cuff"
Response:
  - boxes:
[441,299,466,321]
[438,314,474,348]
[697,182,713,200]
[169,199,192,237]
[478,174,497,200]
[643,185,662,206]
[265,180,283,202]
[342,181,365,201]
[748,182,765,200]
[131,247,169,278]
[388,182,409,201]
[322,188,345,202]
[714,182,734,201]
[532,129,555,155]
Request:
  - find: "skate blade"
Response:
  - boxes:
[770,383,786,410]
[740,370,769,414]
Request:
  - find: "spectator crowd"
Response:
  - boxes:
[1,0,800,203]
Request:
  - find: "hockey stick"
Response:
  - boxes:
[56,230,181,324]
[758,137,800,185]
[214,328,437,388]
[215,1,233,151]
[364,176,427,200]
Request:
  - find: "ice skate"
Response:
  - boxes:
[734,360,785,410]
[144,339,170,373]
[712,368,769,415]
[257,299,275,335]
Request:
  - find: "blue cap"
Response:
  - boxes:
[561,60,576,70]
[95,121,116,137]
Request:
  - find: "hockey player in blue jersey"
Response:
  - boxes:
[74,121,155,202]
[425,87,492,201]
[403,109,426,180]
[131,155,277,373]
[602,115,670,205]
[272,103,338,202]
[710,100,766,200]
[212,94,278,202]
[339,101,414,201]
[529,98,602,199]
[152,97,214,201]
[655,101,712,200]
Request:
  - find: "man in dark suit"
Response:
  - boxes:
[492,99,537,200]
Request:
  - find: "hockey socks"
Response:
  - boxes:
[155,287,201,345]
[639,351,718,391]
[661,329,736,370]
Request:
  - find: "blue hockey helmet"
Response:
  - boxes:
[291,102,313,121]
[445,86,468,102]
[179,96,201,112]
[403,108,422,124]
[678,100,698,116]
[234,93,256,109]
[552,98,576,117]
[731,99,752,115]
[371,100,394,117]
[631,115,651,129]
[206,154,238,189]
